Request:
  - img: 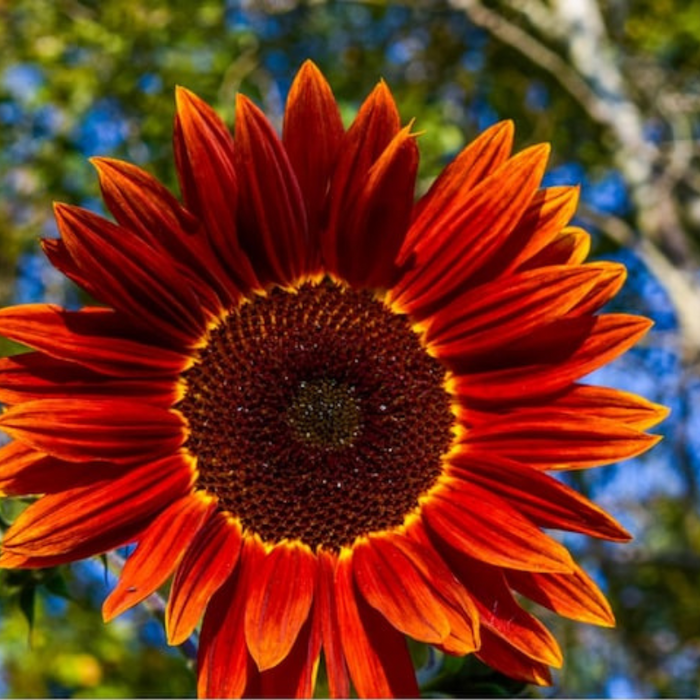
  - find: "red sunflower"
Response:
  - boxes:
[0,61,666,697]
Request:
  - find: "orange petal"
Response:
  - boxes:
[476,628,553,686]
[464,410,661,470]
[257,600,323,698]
[519,226,591,269]
[244,540,317,671]
[1,452,193,558]
[283,60,344,252]
[335,126,418,289]
[324,81,401,275]
[103,493,215,621]
[0,399,185,464]
[433,541,562,667]
[166,512,242,646]
[234,94,309,286]
[197,536,265,698]
[352,534,451,644]
[545,384,670,431]
[0,352,179,407]
[390,144,551,316]
[0,305,189,377]
[0,441,110,496]
[507,565,615,627]
[335,550,419,698]
[425,264,623,357]
[54,203,212,348]
[403,120,514,257]
[316,550,350,699]
[448,450,631,541]
[451,314,653,404]
[394,525,480,655]
[422,479,576,573]
[91,157,239,307]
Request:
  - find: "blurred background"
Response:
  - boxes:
[0,0,699,696]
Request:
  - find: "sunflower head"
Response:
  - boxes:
[0,60,667,698]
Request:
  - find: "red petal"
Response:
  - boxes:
[166,512,243,646]
[0,305,189,377]
[174,87,260,293]
[402,120,514,257]
[335,550,419,698]
[0,452,193,558]
[507,565,615,627]
[425,264,623,358]
[448,450,630,540]
[244,540,317,671]
[197,536,265,698]
[257,602,323,698]
[91,157,239,307]
[476,628,553,685]
[0,399,185,464]
[352,534,450,644]
[283,60,344,255]
[0,441,112,496]
[451,314,653,404]
[234,94,309,285]
[316,550,350,698]
[335,126,418,288]
[324,81,401,275]
[0,352,179,407]
[389,144,550,316]
[545,384,670,431]
[422,479,576,573]
[103,493,215,621]
[463,410,661,470]
[53,203,211,347]
[519,226,591,269]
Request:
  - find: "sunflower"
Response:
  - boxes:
[0,61,665,698]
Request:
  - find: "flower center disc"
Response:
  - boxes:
[179,281,454,550]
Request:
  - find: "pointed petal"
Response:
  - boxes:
[324,81,401,274]
[244,540,317,671]
[451,314,653,405]
[422,479,576,573]
[335,550,419,698]
[316,550,350,698]
[258,603,323,698]
[464,410,661,470]
[425,264,623,358]
[449,450,631,540]
[54,203,211,347]
[166,512,243,646]
[174,87,260,292]
[402,120,514,257]
[283,60,344,251]
[234,94,309,285]
[103,493,215,621]
[390,144,551,316]
[519,226,591,269]
[91,157,239,306]
[507,565,615,627]
[0,399,185,464]
[352,534,451,644]
[197,536,265,699]
[0,441,112,496]
[476,628,553,686]
[0,352,179,407]
[335,126,418,288]
[0,452,194,557]
[545,384,670,431]
[434,541,562,667]
[0,305,190,377]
